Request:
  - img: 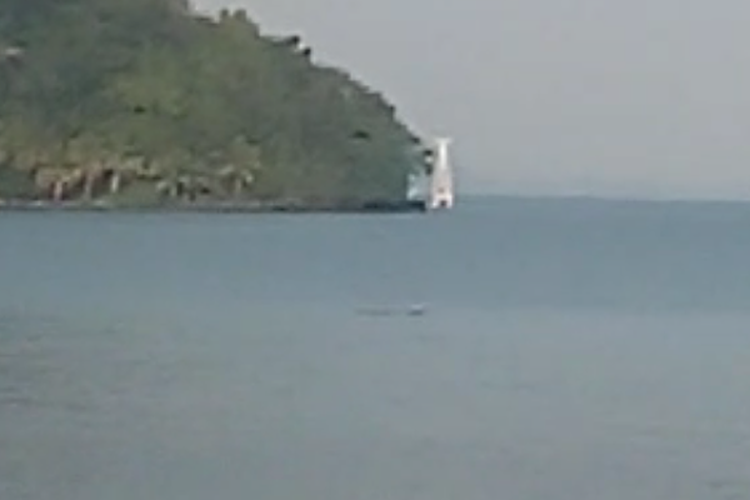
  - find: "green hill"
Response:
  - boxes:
[0,0,426,208]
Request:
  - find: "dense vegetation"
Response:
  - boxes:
[0,0,424,206]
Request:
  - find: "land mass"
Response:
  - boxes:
[0,0,428,210]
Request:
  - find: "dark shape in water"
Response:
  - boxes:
[356,304,428,318]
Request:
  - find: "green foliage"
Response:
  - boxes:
[0,0,422,204]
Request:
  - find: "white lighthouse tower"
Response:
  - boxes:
[428,137,455,210]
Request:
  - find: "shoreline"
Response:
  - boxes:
[0,199,428,214]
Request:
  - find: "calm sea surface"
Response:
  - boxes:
[2,197,750,500]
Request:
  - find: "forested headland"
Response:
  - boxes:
[0,0,427,210]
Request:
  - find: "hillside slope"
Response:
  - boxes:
[0,0,425,207]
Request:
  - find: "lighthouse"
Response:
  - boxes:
[428,137,455,210]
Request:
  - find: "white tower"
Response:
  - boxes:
[428,137,455,210]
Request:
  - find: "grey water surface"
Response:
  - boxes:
[2,198,750,500]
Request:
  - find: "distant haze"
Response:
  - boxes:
[196,0,750,200]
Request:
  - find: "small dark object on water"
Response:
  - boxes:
[357,304,428,318]
[406,304,427,316]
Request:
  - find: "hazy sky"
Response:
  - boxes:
[195,0,750,199]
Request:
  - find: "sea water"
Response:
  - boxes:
[1,198,750,500]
